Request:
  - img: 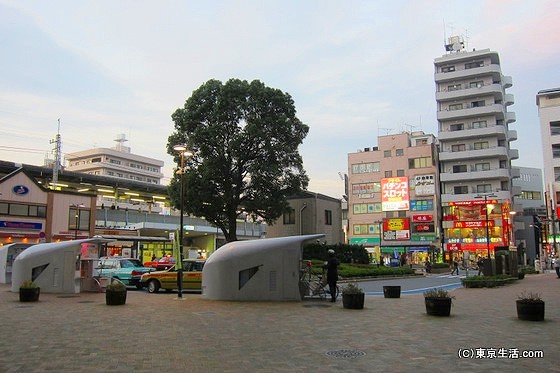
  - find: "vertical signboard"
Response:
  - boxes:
[381,177,409,211]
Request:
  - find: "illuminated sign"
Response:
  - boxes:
[413,174,435,196]
[412,214,433,222]
[383,218,410,241]
[453,220,495,228]
[381,177,409,211]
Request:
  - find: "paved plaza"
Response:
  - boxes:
[0,273,558,372]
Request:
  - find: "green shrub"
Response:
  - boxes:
[432,262,450,269]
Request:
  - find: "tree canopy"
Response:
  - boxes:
[168,78,309,242]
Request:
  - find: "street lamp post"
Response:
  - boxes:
[475,193,497,259]
[71,203,84,240]
[173,144,193,300]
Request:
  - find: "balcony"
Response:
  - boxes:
[439,145,508,161]
[434,64,502,83]
[440,168,511,182]
[507,129,518,141]
[502,75,513,89]
[505,111,516,124]
[436,83,504,102]
[504,93,514,106]
[438,124,507,141]
[509,148,519,160]
[437,103,505,121]
[511,167,521,179]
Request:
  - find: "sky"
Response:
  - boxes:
[1,0,559,199]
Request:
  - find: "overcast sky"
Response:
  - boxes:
[1,0,558,198]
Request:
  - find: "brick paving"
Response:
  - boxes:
[0,273,558,372]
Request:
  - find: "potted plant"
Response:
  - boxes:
[341,282,365,309]
[19,279,40,302]
[516,292,544,321]
[106,279,127,305]
[383,285,401,298]
[424,288,454,316]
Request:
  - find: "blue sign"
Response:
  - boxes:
[410,199,434,211]
[12,185,30,195]
[0,220,42,230]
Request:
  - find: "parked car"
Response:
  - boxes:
[143,256,176,271]
[96,257,154,289]
[140,259,205,293]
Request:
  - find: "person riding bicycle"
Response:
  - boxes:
[325,249,340,302]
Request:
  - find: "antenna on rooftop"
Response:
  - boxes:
[379,127,393,136]
[49,119,62,187]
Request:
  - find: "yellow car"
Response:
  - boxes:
[140,259,205,293]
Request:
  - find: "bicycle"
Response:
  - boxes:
[299,260,340,300]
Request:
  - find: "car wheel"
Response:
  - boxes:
[136,283,144,290]
[147,280,160,293]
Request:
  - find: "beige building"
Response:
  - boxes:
[65,135,164,185]
[347,131,440,264]
[266,191,343,245]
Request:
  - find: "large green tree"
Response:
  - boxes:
[168,78,309,242]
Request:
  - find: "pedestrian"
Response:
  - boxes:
[325,249,340,302]
[477,256,484,276]
[451,257,460,275]
[424,258,432,274]
[554,256,560,278]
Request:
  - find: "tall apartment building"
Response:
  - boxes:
[347,131,440,265]
[537,88,560,214]
[435,37,519,260]
[65,134,164,185]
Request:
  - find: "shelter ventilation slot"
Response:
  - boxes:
[239,265,260,290]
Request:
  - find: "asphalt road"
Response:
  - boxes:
[355,271,465,296]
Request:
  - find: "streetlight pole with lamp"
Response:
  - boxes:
[173,144,193,300]
[475,193,497,259]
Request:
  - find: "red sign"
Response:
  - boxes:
[449,200,498,206]
[447,243,461,251]
[412,214,433,222]
[381,177,409,211]
[453,220,495,228]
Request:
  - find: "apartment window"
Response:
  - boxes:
[449,103,463,111]
[384,150,392,158]
[448,83,462,91]
[554,167,560,182]
[454,186,468,194]
[107,171,114,176]
[451,144,466,152]
[552,144,560,158]
[465,61,484,69]
[472,120,487,128]
[415,138,428,146]
[550,121,560,136]
[441,65,455,72]
[471,100,485,108]
[385,170,393,177]
[283,209,295,224]
[324,210,332,225]
[409,157,432,169]
[397,211,407,218]
[521,191,542,200]
[469,80,484,88]
[474,163,491,171]
[395,149,404,156]
[476,184,492,193]
[450,123,464,131]
[109,159,121,165]
[397,169,405,177]
[452,165,467,173]
[474,141,489,150]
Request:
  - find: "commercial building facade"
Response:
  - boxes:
[435,38,519,261]
[347,131,440,264]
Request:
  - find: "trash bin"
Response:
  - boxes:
[383,285,401,298]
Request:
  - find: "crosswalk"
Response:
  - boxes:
[436,273,466,279]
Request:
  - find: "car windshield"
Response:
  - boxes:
[121,259,142,268]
